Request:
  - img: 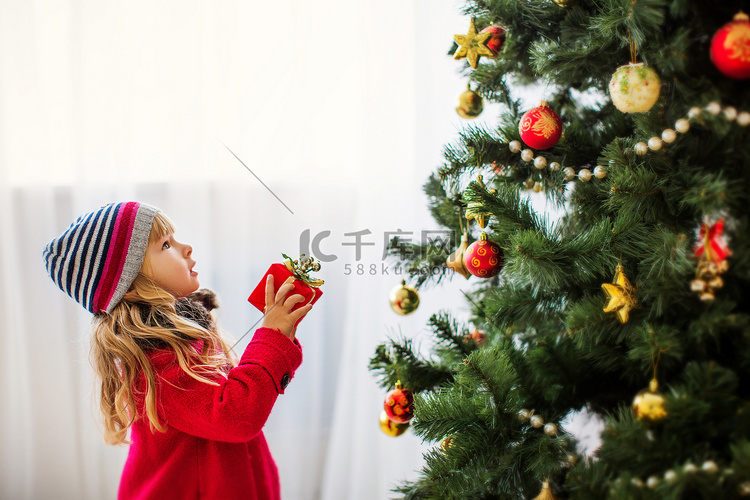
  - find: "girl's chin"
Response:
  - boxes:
[175,284,201,299]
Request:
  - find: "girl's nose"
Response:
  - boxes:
[183,243,193,257]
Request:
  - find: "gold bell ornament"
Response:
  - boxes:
[632,378,667,425]
[532,480,560,500]
[447,232,472,279]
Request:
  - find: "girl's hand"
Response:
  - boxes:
[260,274,313,340]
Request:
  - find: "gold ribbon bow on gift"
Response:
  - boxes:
[282,253,325,288]
[262,254,324,313]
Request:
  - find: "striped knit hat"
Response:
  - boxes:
[43,202,160,314]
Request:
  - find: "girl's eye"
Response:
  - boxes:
[162,241,171,250]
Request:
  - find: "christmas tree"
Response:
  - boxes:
[371,1,750,498]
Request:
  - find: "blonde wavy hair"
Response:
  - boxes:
[91,212,234,445]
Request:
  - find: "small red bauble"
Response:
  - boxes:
[519,101,562,150]
[481,25,506,56]
[464,329,489,347]
[710,12,750,79]
[384,381,414,424]
[463,232,504,278]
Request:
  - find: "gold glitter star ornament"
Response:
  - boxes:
[453,18,494,69]
[601,264,638,323]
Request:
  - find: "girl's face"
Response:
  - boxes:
[145,232,200,298]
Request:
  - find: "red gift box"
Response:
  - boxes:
[248,257,323,325]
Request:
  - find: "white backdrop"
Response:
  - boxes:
[0,1,499,499]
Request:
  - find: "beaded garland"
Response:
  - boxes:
[609,460,748,495]
[499,101,749,189]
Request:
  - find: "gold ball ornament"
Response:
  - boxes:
[440,435,454,452]
[379,410,409,437]
[648,137,662,151]
[664,469,678,484]
[632,379,667,424]
[609,63,661,113]
[706,101,722,115]
[646,476,660,489]
[552,0,575,6]
[530,414,544,428]
[675,118,690,133]
[389,280,420,315]
[662,129,677,143]
[702,460,718,474]
[456,85,484,119]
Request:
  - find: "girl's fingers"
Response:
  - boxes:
[264,275,275,309]
[284,294,306,308]
[290,303,313,322]
[274,282,296,302]
[265,278,295,310]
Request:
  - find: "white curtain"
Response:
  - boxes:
[0,1,485,499]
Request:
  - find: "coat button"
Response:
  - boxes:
[280,373,291,389]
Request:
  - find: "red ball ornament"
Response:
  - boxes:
[464,329,489,348]
[519,101,562,150]
[384,381,414,424]
[463,232,504,278]
[711,11,750,79]
[480,25,506,56]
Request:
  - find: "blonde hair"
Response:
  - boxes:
[90,212,234,445]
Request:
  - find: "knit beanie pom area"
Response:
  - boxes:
[43,202,160,314]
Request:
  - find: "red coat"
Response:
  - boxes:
[118,327,303,500]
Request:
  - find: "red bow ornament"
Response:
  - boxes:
[694,218,731,264]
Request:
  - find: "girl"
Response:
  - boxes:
[43,201,312,500]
